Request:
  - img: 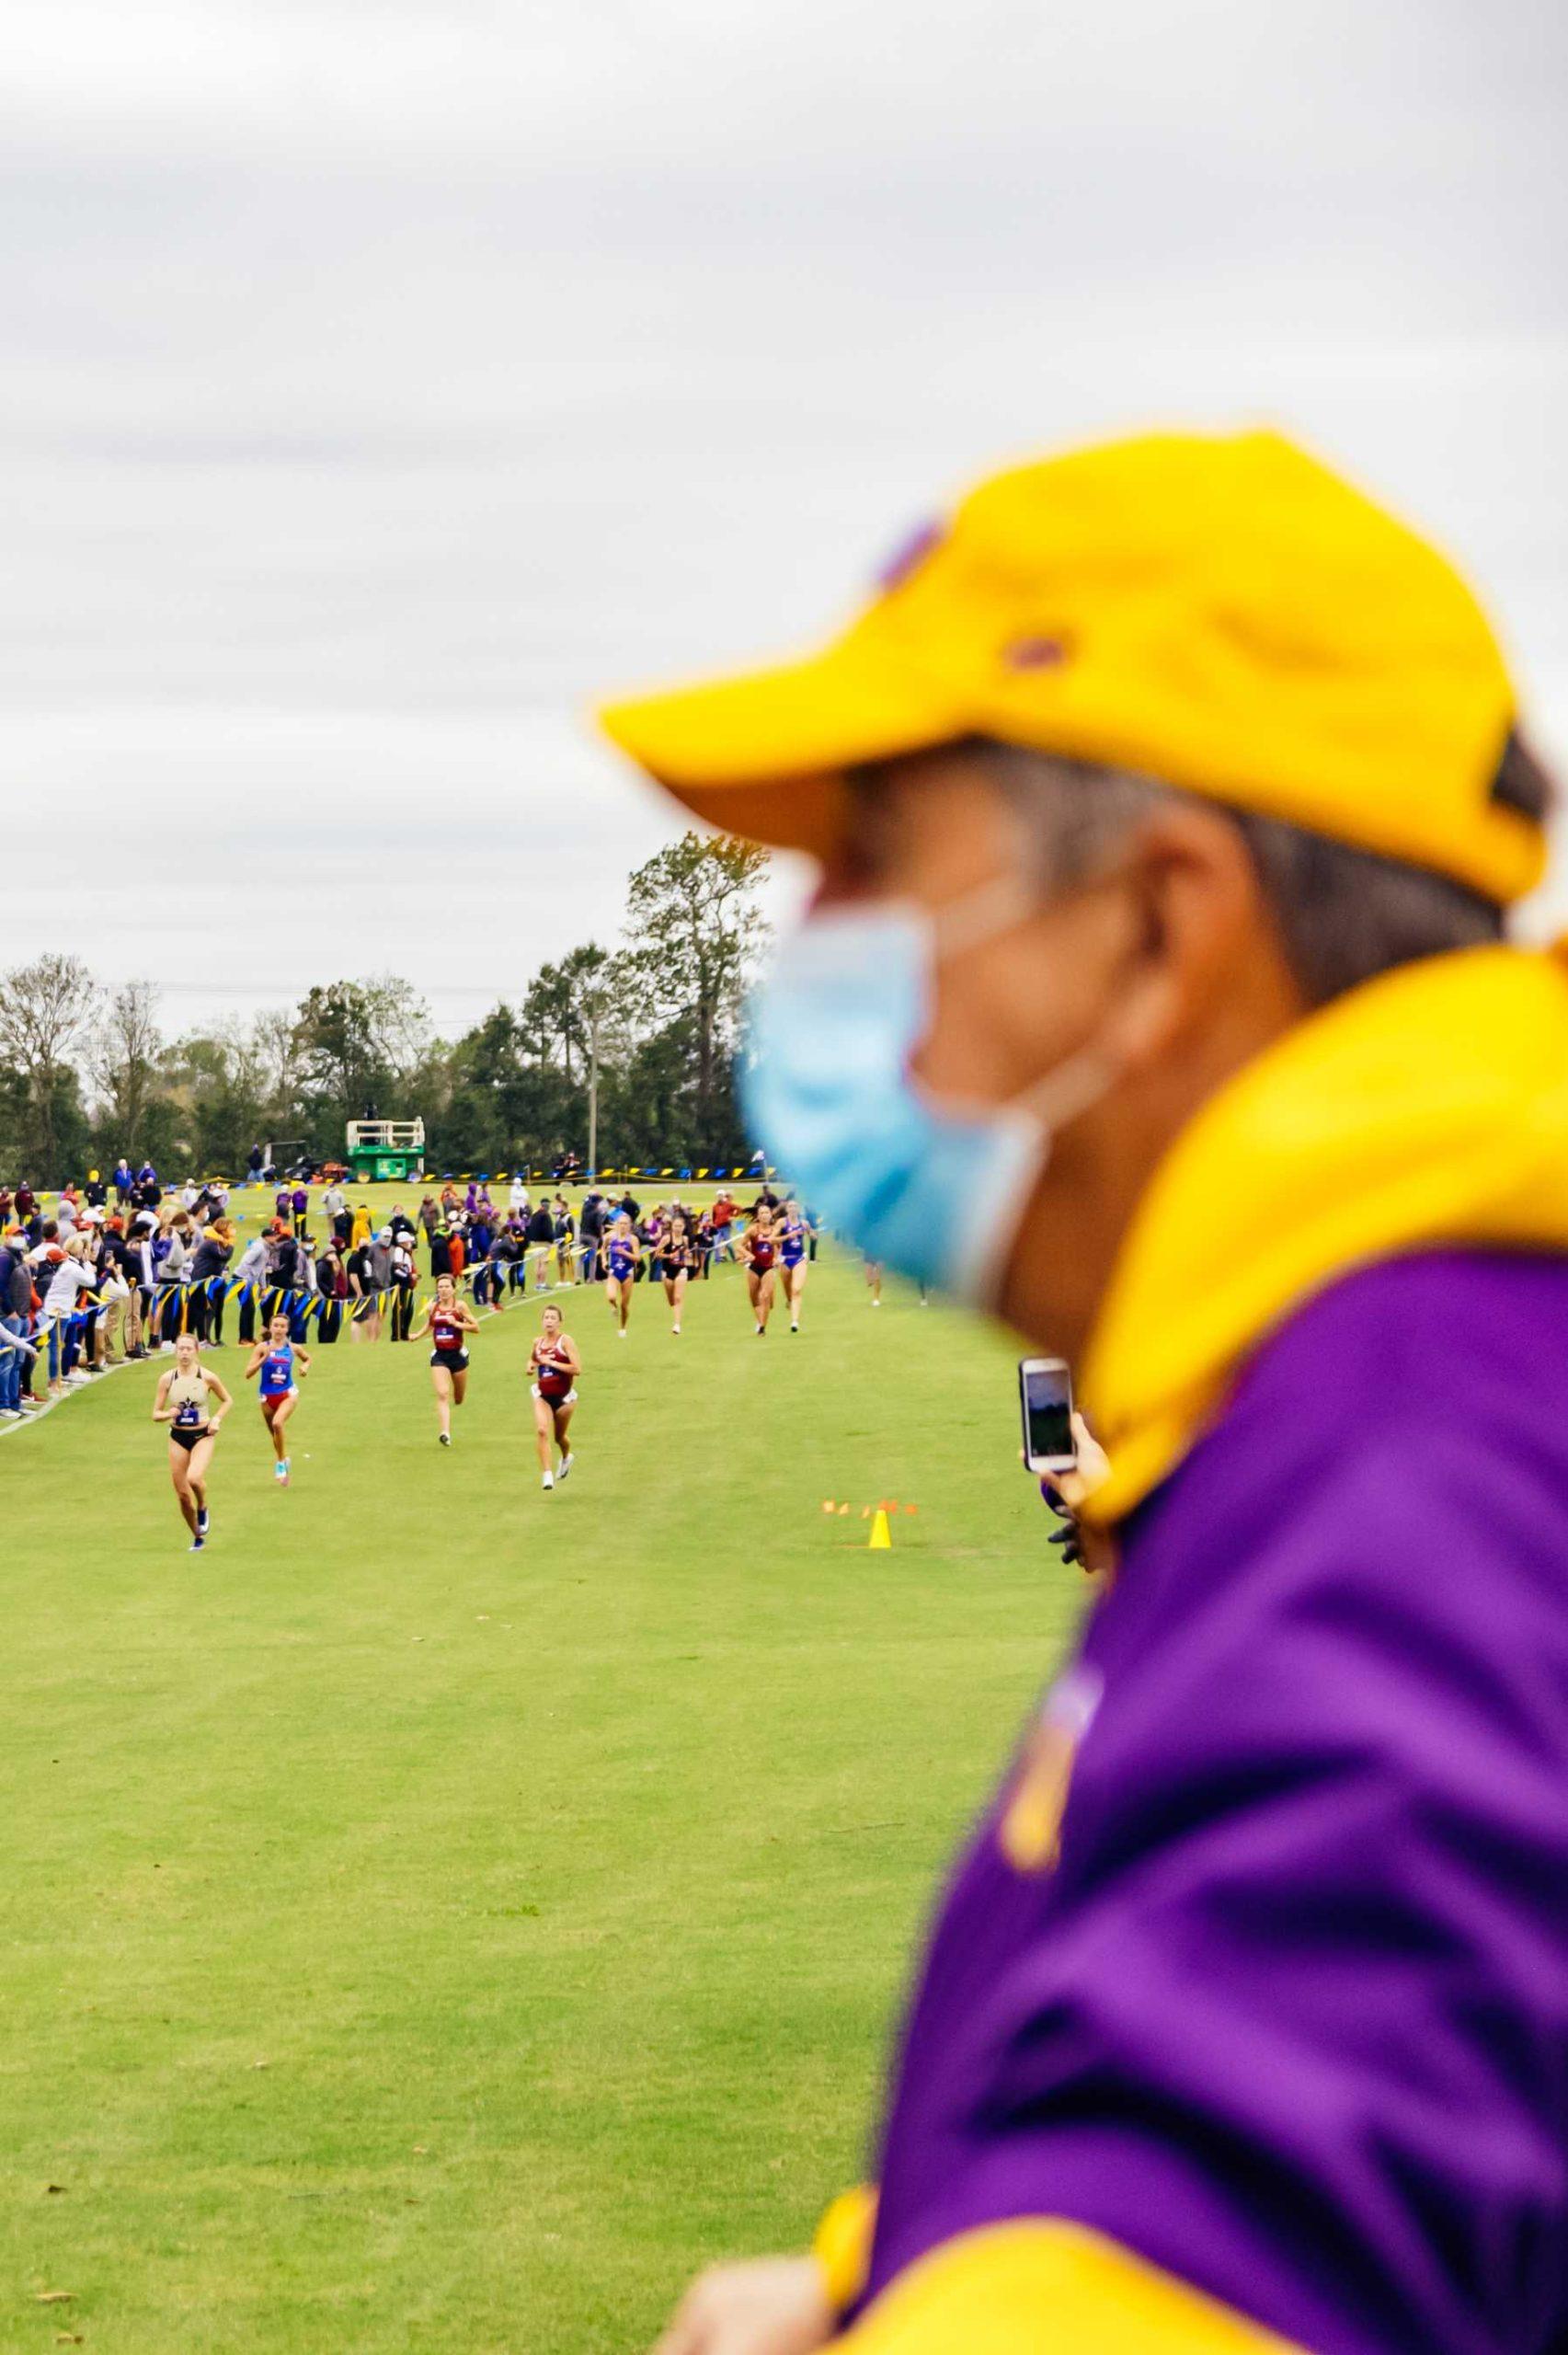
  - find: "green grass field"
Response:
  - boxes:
[1,1187,1085,2352]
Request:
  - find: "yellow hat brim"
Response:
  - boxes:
[598,640,962,856]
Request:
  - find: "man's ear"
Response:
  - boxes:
[1096,801,1301,1074]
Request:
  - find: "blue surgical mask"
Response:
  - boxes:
[740,880,1113,1305]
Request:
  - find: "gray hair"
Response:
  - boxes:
[969,737,1550,1010]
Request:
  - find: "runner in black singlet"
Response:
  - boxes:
[659,1209,694,1336]
[152,1330,233,1550]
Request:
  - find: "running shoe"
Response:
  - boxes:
[439,1430,452,1447]
[275,1460,289,1486]
[557,1453,574,1482]
[542,1471,555,1491]
[189,1535,205,1553]
[198,1507,210,1535]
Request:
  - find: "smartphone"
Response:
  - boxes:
[1018,1356,1077,1474]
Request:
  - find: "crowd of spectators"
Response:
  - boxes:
[1,1164,241,1412]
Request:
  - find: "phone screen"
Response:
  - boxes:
[1023,1361,1074,1465]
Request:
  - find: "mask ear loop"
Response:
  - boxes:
[927,873,1041,961]
[1016,1043,1120,1129]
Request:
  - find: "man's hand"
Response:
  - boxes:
[1052,1409,1110,1513]
[1040,1412,1114,1570]
[650,2256,832,2355]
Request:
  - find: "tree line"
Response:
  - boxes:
[0,833,770,1185]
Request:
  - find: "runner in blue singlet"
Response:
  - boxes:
[604,1211,640,1338]
[777,1194,814,1334]
[245,1311,311,1486]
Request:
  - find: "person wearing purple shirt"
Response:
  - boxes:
[853,1249,1568,2355]
[607,434,1568,2355]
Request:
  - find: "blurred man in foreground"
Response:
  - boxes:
[601,431,1568,2355]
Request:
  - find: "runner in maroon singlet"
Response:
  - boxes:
[528,1302,582,1490]
[409,1271,480,1445]
[738,1204,780,1337]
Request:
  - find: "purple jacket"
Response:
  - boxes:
[858,1252,1568,2353]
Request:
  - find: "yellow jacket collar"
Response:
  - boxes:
[1081,945,1568,1526]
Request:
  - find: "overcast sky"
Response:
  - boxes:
[5,0,1565,1040]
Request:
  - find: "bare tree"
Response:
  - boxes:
[362,973,432,1079]
[251,1005,308,1115]
[91,978,164,1157]
[622,834,771,1132]
[216,1017,270,1110]
[0,953,100,1180]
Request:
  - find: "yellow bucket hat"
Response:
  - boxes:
[600,428,1538,903]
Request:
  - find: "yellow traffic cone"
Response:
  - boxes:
[868,1507,892,1550]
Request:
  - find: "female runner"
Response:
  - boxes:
[659,1209,694,1335]
[153,1331,233,1550]
[245,1311,311,1486]
[777,1196,813,1332]
[603,1211,640,1338]
[739,1203,779,1336]
[409,1271,480,1445]
[528,1302,582,1490]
